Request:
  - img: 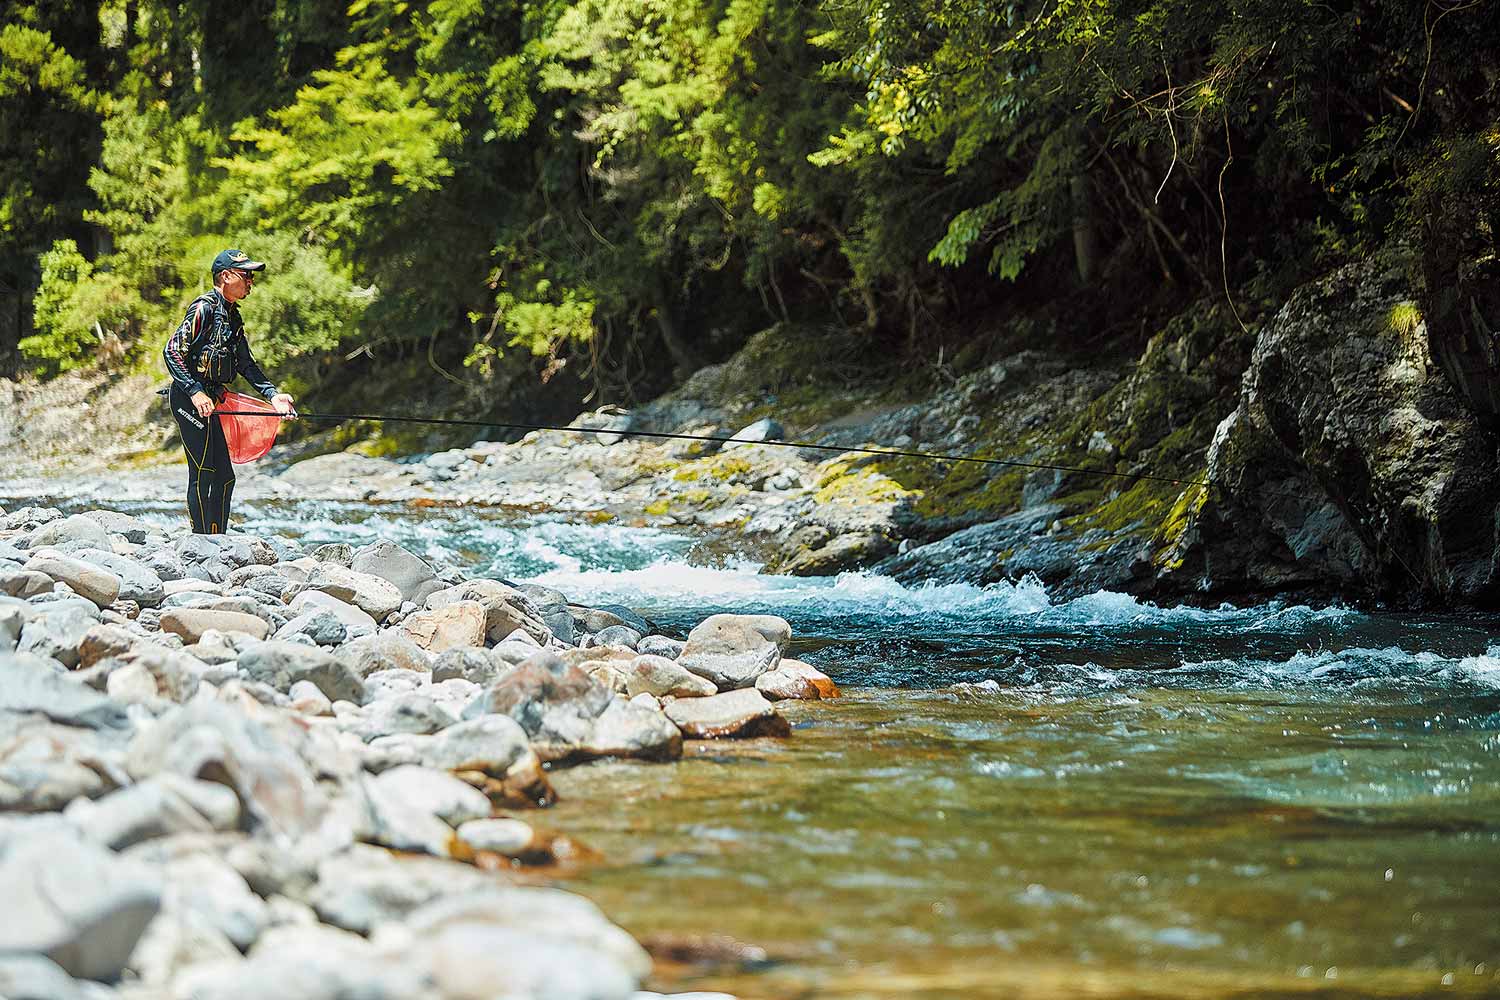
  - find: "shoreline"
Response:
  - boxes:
[0,500,838,998]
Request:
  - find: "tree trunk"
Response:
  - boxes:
[653,290,701,377]
[1071,171,1097,284]
[1420,163,1500,431]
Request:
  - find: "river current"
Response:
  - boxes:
[26,496,1500,997]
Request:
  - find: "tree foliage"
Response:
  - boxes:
[2,0,1496,391]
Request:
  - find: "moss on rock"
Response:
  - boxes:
[811,458,916,506]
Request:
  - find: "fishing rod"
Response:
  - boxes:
[216,408,1308,501]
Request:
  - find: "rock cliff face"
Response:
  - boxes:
[1162,253,1500,605]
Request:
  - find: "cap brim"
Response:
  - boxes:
[240,260,267,272]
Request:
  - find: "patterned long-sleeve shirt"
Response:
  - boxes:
[162,289,278,400]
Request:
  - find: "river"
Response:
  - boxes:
[17,494,1500,998]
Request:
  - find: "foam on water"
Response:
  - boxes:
[32,494,1493,691]
[1453,645,1500,688]
[972,643,1500,698]
[528,559,1056,620]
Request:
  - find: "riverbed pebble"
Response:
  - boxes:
[0,504,836,997]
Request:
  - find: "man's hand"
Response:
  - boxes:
[271,393,298,419]
[190,391,214,420]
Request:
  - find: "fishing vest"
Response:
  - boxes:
[184,290,245,387]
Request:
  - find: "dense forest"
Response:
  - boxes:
[2,0,1496,411]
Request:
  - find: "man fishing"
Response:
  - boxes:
[162,248,296,534]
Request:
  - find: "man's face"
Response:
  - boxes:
[220,268,255,302]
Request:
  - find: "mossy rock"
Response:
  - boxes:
[811,458,917,506]
[671,453,755,484]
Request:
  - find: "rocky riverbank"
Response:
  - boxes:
[0,502,836,998]
[3,249,1495,609]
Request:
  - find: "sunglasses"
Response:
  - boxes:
[231,270,255,282]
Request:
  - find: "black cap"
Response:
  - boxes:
[211,248,267,278]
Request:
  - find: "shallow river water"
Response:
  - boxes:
[26,497,1500,998]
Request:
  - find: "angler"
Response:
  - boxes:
[161,248,297,534]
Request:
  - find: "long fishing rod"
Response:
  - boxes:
[217,408,1305,501]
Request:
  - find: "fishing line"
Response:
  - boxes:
[216,408,1323,504]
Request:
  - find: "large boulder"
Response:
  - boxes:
[125,698,332,838]
[287,589,377,630]
[170,921,426,1000]
[676,614,790,690]
[0,597,32,651]
[77,623,145,668]
[0,718,122,811]
[370,765,492,827]
[176,534,257,582]
[273,609,348,646]
[81,509,155,544]
[0,652,129,730]
[578,699,682,762]
[755,667,823,701]
[302,844,495,936]
[17,603,100,668]
[73,548,165,608]
[159,592,263,616]
[350,772,456,857]
[339,692,458,742]
[64,774,241,850]
[151,853,270,953]
[624,654,716,699]
[383,889,651,999]
[431,647,511,687]
[0,567,54,598]
[1163,252,1500,604]
[27,514,112,550]
[0,955,91,1000]
[91,644,215,703]
[774,657,839,699]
